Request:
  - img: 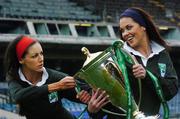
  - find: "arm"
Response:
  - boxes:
[47,69,91,103]
[8,74,76,103]
[145,51,178,101]
[45,69,80,102]
[156,51,178,101]
[48,76,76,92]
[59,80,91,103]
[8,79,48,103]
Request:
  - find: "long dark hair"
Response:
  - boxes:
[120,7,169,49]
[3,35,36,81]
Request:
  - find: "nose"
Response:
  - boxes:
[122,29,130,40]
[38,54,44,62]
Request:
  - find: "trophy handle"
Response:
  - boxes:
[81,47,90,57]
[105,61,125,88]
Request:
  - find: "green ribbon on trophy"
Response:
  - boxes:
[74,40,169,119]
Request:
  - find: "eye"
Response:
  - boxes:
[40,51,43,56]
[126,25,133,30]
[120,28,124,34]
[31,54,38,58]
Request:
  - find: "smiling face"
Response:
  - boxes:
[19,42,44,72]
[119,17,147,49]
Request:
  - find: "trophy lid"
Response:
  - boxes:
[81,47,102,67]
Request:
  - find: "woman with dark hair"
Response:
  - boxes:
[87,7,178,119]
[4,35,91,119]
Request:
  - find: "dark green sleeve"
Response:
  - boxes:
[145,51,178,101]
[8,79,49,103]
[47,69,81,102]
[87,109,106,119]
[59,82,91,103]
[60,87,80,102]
[157,51,178,101]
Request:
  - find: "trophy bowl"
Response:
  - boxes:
[75,46,138,112]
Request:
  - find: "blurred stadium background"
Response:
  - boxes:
[0,0,180,118]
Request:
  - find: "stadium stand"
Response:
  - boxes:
[0,0,180,118]
[0,0,101,21]
[74,0,180,27]
[0,109,25,119]
[61,98,89,119]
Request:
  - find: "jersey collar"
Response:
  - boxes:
[18,67,49,86]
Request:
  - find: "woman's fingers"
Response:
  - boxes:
[96,96,109,107]
[88,89,110,113]
[98,98,110,108]
[133,64,146,79]
[95,90,106,102]
[58,76,76,89]
[95,91,109,107]
[91,88,100,100]
[77,90,91,104]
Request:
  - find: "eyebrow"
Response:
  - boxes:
[28,51,43,55]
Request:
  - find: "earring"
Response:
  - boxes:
[143,27,146,31]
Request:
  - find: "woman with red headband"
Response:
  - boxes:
[4,35,91,119]
[87,7,178,119]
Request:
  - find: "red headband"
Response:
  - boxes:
[16,36,36,61]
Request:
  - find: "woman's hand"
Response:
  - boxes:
[57,76,76,89]
[48,76,76,92]
[132,64,146,79]
[88,88,110,113]
[76,90,91,104]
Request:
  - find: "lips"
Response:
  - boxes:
[124,33,134,41]
[127,37,133,41]
[38,64,43,68]
[124,35,134,43]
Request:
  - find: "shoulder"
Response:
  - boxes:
[158,49,170,58]
[156,49,174,65]
[45,68,68,81]
[46,68,68,76]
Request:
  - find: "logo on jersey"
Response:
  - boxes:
[158,63,166,77]
[48,91,58,103]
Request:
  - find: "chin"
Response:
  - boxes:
[36,68,43,72]
[127,41,134,46]
[128,42,137,49]
[128,43,136,48]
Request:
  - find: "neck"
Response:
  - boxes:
[137,47,152,58]
[21,68,42,85]
[135,38,152,58]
